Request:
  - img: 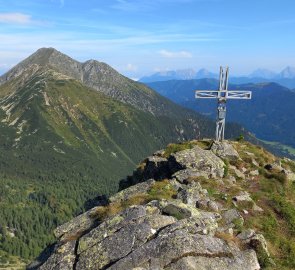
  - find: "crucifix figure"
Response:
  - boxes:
[195,66,252,142]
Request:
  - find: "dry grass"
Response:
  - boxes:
[215,231,245,250]
[91,179,177,222]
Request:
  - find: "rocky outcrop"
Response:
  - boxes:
[211,141,240,160]
[30,141,278,270]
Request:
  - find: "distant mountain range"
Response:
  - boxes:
[146,79,295,150]
[140,67,295,89]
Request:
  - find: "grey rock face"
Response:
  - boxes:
[171,146,225,179]
[172,169,201,184]
[77,214,176,269]
[222,209,244,226]
[238,230,273,267]
[53,206,100,241]
[109,179,155,203]
[164,249,260,270]
[176,181,203,206]
[38,241,76,270]
[162,200,200,219]
[210,141,240,160]
[107,231,259,270]
[233,191,253,204]
[33,141,269,270]
[229,165,246,180]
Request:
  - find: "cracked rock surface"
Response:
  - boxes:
[29,142,267,270]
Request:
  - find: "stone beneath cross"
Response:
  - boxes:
[195,66,252,142]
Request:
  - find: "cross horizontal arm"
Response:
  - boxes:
[195,90,252,99]
[195,91,219,98]
[226,91,252,99]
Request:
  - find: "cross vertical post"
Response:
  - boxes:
[195,67,252,142]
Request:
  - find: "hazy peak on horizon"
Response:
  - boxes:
[139,66,295,83]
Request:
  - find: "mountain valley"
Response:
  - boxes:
[146,79,295,158]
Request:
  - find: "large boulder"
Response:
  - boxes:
[107,229,260,270]
[109,179,155,203]
[210,141,240,160]
[53,206,100,241]
[170,146,225,179]
[37,241,76,270]
[238,230,273,267]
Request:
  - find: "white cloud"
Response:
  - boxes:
[125,63,138,72]
[0,13,33,25]
[159,49,192,58]
[153,67,170,72]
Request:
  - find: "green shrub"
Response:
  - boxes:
[236,134,244,141]
[163,142,195,157]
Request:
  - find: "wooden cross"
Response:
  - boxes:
[195,66,252,142]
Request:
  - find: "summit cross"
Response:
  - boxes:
[195,66,252,142]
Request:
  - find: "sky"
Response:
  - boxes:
[0,0,295,79]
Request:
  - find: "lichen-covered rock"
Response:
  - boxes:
[135,155,170,181]
[38,241,76,270]
[107,230,258,270]
[210,141,240,160]
[238,230,273,267]
[222,209,244,227]
[77,213,176,270]
[176,182,203,206]
[284,170,295,182]
[109,179,155,203]
[172,168,201,184]
[250,170,259,176]
[34,141,275,270]
[164,249,260,270]
[162,200,200,219]
[171,146,225,178]
[233,191,253,204]
[53,206,100,241]
[78,205,160,254]
[229,165,246,180]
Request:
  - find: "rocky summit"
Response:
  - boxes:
[29,140,295,269]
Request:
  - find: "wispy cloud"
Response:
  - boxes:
[0,12,33,24]
[159,49,192,58]
[110,0,213,12]
[111,0,155,12]
[125,63,138,71]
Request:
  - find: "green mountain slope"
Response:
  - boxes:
[0,69,199,261]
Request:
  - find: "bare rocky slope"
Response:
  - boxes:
[28,140,295,270]
[0,48,205,117]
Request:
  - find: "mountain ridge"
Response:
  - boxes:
[1,48,188,116]
[139,66,295,89]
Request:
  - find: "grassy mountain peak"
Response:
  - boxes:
[0,48,181,116]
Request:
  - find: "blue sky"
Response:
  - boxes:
[0,0,294,78]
